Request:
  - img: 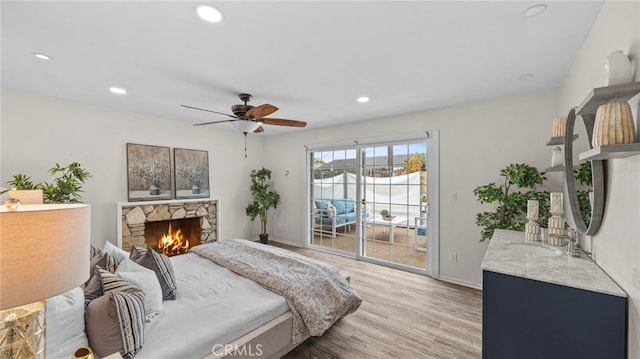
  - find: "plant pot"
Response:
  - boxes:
[149,183,160,195]
[259,234,269,244]
[191,184,201,194]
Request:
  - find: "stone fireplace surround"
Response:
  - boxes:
[117,199,218,250]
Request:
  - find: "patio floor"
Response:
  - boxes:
[312,223,427,270]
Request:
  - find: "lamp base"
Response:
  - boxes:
[0,301,46,359]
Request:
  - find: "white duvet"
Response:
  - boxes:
[136,252,289,359]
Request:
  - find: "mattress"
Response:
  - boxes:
[135,252,290,359]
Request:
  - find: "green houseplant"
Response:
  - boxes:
[6,162,92,203]
[574,161,593,226]
[473,163,549,241]
[245,167,280,244]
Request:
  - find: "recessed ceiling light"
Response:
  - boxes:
[357,97,370,103]
[33,53,52,60]
[196,5,223,23]
[518,74,534,80]
[109,87,127,95]
[522,4,547,18]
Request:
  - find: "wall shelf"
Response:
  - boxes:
[576,81,640,116]
[579,143,640,161]
[546,134,578,146]
[574,81,640,162]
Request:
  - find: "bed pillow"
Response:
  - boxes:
[98,267,140,293]
[90,244,101,259]
[86,251,118,286]
[85,289,145,359]
[131,246,177,300]
[84,272,103,304]
[103,240,129,263]
[117,259,163,321]
[46,287,89,359]
[129,245,146,261]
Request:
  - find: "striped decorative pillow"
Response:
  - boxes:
[132,246,177,300]
[85,289,145,359]
[98,267,139,293]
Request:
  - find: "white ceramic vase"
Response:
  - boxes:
[605,50,633,86]
[551,146,563,167]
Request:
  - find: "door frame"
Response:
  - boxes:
[305,131,439,278]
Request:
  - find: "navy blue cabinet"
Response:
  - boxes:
[482,270,627,359]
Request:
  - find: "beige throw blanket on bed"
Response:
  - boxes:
[190,239,362,344]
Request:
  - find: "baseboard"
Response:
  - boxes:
[438,275,483,291]
[268,238,303,248]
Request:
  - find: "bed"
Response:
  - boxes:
[47,239,361,359]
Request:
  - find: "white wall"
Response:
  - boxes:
[557,1,640,357]
[0,90,266,247]
[263,90,561,288]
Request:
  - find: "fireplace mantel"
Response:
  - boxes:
[116,198,218,250]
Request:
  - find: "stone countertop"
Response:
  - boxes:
[481,229,626,297]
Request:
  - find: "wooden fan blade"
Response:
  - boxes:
[261,118,307,127]
[245,104,278,119]
[181,104,237,118]
[193,119,237,126]
[254,126,264,133]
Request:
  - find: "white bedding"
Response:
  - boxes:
[136,252,289,359]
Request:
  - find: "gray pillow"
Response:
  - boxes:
[87,252,118,285]
[131,246,177,300]
[85,289,145,359]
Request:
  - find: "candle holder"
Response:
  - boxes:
[547,211,566,246]
[524,216,540,241]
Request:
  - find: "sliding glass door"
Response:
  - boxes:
[307,133,438,276]
[308,148,360,256]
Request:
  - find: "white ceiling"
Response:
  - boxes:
[1,1,603,135]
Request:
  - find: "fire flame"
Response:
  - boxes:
[158,223,190,256]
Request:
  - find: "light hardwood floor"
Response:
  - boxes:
[271,243,483,359]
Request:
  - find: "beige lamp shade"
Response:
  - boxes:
[0,204,90,310]
[592,102,637,147]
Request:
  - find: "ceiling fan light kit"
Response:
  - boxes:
[182,93,307,157]
[233,121,261,133]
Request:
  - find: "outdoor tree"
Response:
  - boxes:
[403,153,426,173]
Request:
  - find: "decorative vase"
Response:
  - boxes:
[551,146,563,167]
[605,50,633,86]
[191,184,201,194]
[552,116,567,137]
[592,102,636,147]
[149,183,160,195]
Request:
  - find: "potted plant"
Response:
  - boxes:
[379,208,395,220]
[473,163,549,241]
[245,167,280,244]
[574,161,593,226]
[6,162,92,203]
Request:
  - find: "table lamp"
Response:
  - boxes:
[0,204,90,358]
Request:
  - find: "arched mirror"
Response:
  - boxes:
[563,108,605,235]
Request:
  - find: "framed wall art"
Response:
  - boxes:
[126,143,172,201]
[173,148,210,199]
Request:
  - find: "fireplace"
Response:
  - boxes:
[145,218,201,256]
[117,199,218,251]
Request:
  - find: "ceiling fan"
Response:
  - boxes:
[181,93,306,133]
